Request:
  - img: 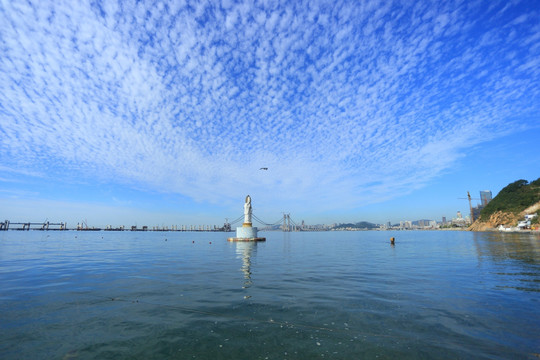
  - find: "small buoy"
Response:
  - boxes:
[209,241,212,244]
[192,240,195,243]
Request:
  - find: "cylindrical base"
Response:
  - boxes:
[236,226,258,238]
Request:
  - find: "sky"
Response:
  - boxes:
[1,0,539,228]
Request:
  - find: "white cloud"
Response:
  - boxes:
[0,0,539,216]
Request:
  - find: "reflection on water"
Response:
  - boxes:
[473,232,540,264]
[473,232,540,293]
[235,242,257,289]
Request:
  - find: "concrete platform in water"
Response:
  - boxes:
[227,237,266,242]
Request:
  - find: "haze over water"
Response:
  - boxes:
[1,230,539,359]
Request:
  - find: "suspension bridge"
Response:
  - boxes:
[226,212,302,232]
[0,213,312,232]
[0,213,306,232]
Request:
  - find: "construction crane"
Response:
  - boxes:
[458,191,481,222]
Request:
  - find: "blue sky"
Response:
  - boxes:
[1,0,539,228]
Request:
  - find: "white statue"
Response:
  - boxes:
[244,195,252,225]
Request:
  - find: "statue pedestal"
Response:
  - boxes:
[237,226,258,238]
[228,224,266,242]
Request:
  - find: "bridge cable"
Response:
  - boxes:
[228,214,244,226]
[251,213,283,226]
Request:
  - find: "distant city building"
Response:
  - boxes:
[442,216,447,224]
[466,190,492,222]
[480,190,492,206]
[472,205,483,221]
[452,213,468,227]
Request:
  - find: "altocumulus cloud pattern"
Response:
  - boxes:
[1,0,539,210]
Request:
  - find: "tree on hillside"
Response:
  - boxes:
[479,178,540,220]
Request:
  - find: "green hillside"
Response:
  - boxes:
[479,178,540,220]
[333,221,378,230]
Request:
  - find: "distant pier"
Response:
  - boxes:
[1,220,67,231]
[0,220,232,232]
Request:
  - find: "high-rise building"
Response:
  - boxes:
[472,205,483,221]
[480,190,492,206]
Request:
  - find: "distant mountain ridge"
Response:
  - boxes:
[470,178,540,231]
[333,221,378,230]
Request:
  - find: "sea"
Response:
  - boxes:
[1,230,539,359]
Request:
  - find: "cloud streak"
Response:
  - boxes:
[1,0,539,214]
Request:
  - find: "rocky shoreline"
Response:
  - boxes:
[469,201,540,232]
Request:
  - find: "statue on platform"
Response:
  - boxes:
[227,194,265,242]
[244,195,252,225]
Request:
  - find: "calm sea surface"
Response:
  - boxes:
[1,230,539,359]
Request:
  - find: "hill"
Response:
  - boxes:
[470,178,540,231]
[332,221,379,230]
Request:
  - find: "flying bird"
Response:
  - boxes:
[259,167,268,170]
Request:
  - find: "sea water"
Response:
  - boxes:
[0,230,539,359]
